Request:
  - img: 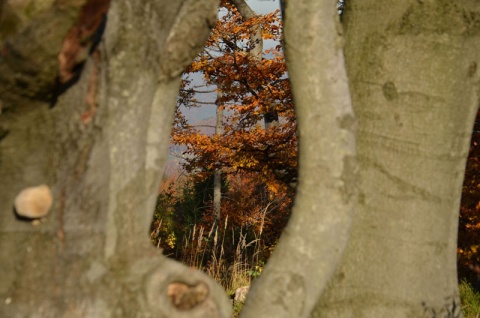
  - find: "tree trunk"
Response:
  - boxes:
[241,0,357,316]
[0,1,232,317]
[314,1,480,317]
[213,91,224,232]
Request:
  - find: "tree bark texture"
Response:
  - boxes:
[1,0,480,317]
[314,1,480,317]
[241,0,357,317]
[0,1,232,317]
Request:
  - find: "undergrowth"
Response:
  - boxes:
[459,279,480,317]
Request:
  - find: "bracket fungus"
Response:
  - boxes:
[14,184,53,219]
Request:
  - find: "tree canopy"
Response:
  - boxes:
[173,3,297,194]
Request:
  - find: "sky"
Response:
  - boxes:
[247,0,280,14]
[182,0,281,123]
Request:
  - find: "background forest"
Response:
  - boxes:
[150,0,480,314]
[151,1,294,293]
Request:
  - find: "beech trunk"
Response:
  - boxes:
[314,1,480,317]
[0,1,231,317]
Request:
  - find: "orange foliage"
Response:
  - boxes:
[222,173,292,249]
[458,110,480,288]
[172,3,297,191]
[160,3,296,264]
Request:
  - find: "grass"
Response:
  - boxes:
[460,279,480,317]
[152,216,267,317]
[232,301,243,318]
[177,219,261,317]
[157,216,265,294]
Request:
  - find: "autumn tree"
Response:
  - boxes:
[1,0,480,317]
[173,2,297,194]
[168,2,296,268]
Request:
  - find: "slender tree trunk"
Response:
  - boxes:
[241,0,357,316]
[0,1,232,317]
[314,1,480,317]
[213,91,224,232]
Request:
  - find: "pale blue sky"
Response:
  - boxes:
[247,0,280,14]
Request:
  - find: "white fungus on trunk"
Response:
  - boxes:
[14,184,53,219]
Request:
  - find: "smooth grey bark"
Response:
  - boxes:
[314,1,480,317]
[0,1,232,317]
[241,0,357,317]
